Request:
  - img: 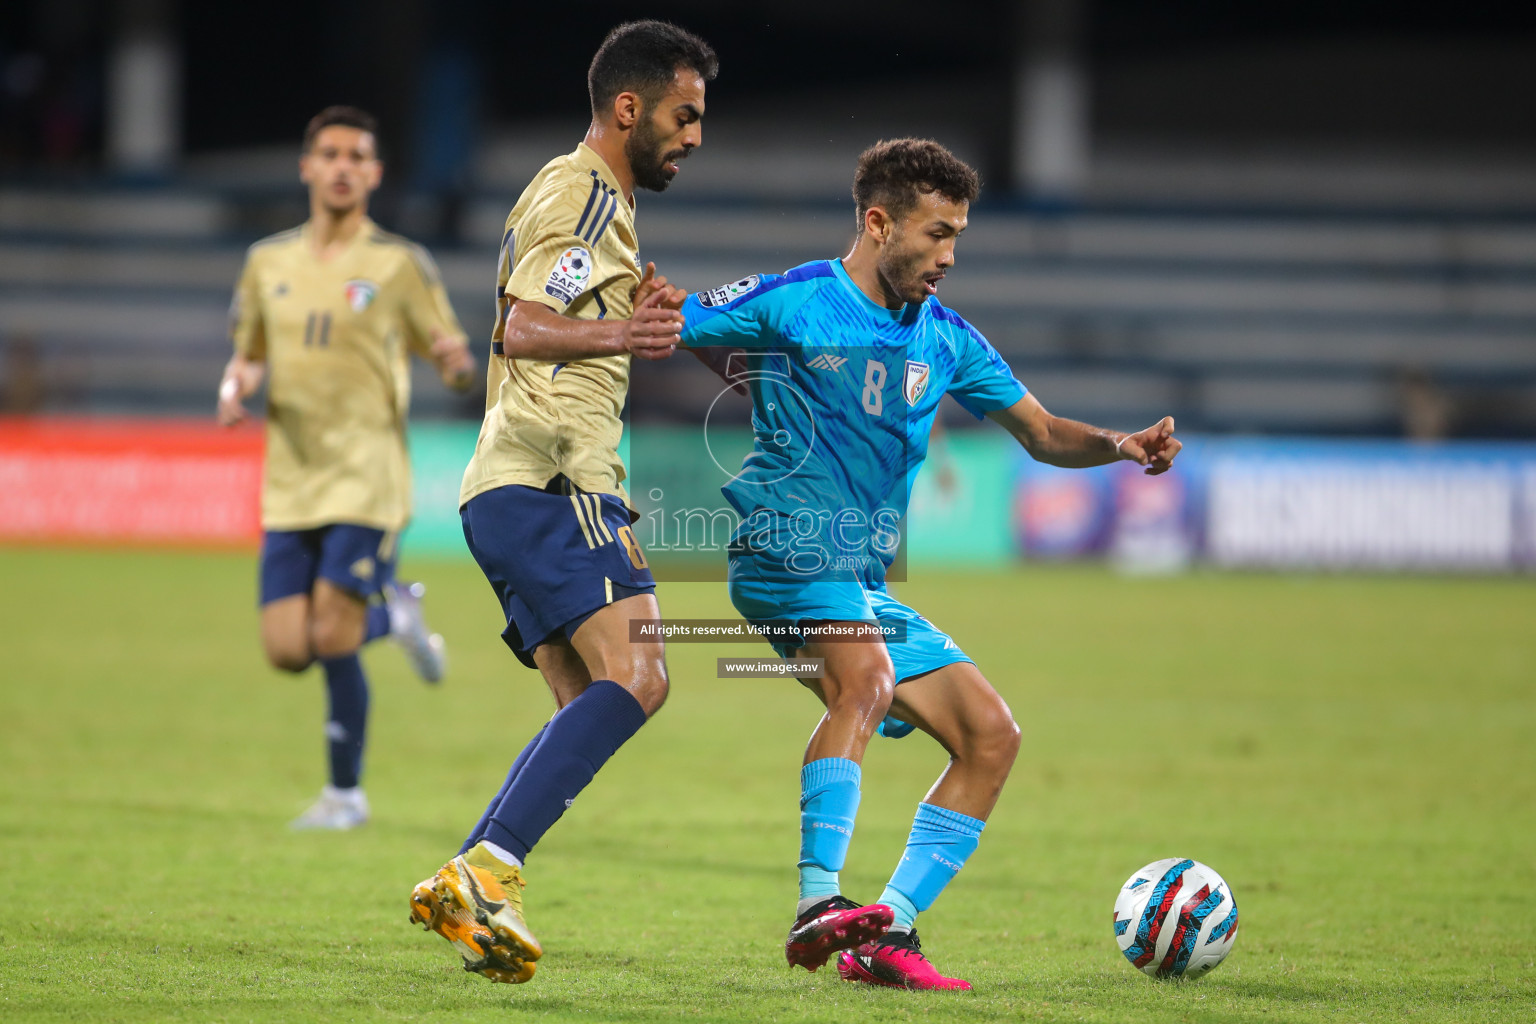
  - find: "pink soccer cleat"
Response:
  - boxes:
[784,896,894,972]
[837,929,973,991]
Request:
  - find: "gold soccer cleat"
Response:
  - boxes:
[409,844,542,983]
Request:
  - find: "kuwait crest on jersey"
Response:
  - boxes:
[344,279,378,312]
[903,360,931,406]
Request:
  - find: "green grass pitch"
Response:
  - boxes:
[1,546,1533,1023]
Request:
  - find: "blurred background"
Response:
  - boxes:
[2,0,1534,571]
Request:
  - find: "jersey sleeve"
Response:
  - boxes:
[680,273,783,348]
[398,245,466,357]
[228,251,266,360]
[943,315,1027,419]
[503,188,603,315]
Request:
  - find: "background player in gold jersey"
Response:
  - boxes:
[408,22,715,984]
[217,106,476,831]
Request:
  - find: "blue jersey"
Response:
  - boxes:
[681,259,1026,576]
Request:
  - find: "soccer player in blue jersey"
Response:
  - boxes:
[680,139,1181,990]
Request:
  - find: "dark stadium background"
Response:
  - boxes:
[4,0,1535,431]
[2,1,1535,566]
[10,3,1536,186]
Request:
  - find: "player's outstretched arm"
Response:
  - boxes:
[216,354,266,426]
[987,394,1181,475]
[502,282,684,363]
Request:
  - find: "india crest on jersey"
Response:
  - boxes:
[903,360,931,405]
[344,279,378,312]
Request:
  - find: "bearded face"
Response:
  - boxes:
[872,194,968,306]
[626,108,688,193]
[877,226,940,305]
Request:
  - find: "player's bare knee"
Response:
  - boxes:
[995,715,1022,765]
[311,636,361,660]
[605,649,668,716]
[968,708,1021,774]
[824,663,894,724]
[869,673,896,717]
[636,676,668,717]
[260,608,311,672]
[309,617,362,660]
[264,642,311,673]
[630,660,669,717]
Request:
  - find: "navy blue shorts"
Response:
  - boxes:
[462,478,656,670]
[259,523,398,606]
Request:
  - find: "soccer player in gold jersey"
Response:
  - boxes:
[407,22,715,984]
[217,106,476,830]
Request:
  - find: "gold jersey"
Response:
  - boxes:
[459,143,643,509]
[229,218,466,532]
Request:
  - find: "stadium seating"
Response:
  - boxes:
[3,184,1534,435]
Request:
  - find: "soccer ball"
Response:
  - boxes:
[1112,858,1239,979]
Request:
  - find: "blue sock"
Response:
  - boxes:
[878,802,986,931]
[482,680,647,863]
[365,603,390,644]
[321,654,370,789]
[798,758,862,903]
[459,723,549,856]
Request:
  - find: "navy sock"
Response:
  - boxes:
[482,680,647,863]
[459,723,550,856]
[321,654,370,789]
[365,603,390,644]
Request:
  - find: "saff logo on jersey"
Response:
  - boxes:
[343,279,378,312]
[698,275,760,308]
[807,353,849,372]
[903,360,931,405]
[545,246,592,305]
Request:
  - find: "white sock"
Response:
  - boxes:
[797,895,833,918]
[479,840,523,869]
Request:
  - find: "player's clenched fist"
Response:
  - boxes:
[623,281,685,360]
[1114,416,1181,476]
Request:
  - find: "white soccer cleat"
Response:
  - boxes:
[290,785,369,830]
[385,580,446,684]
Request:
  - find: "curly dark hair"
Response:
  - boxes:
[589,20,718,116]
[852,138,980,225]
[302,106,378,153]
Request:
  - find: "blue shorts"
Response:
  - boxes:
[461,478,656,670]
[728,542,973,740]
[259,524,398,605]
